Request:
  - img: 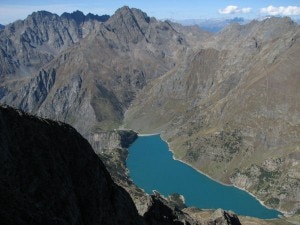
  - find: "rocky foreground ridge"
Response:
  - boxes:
[0,6,299,219]
[0,105,141,225]
[0,104,245,225]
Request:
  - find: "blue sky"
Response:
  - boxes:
[1,0,300,24]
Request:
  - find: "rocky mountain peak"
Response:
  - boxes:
[215,16,299,50]
[252,16,297,39]
[104,6,151,45]
[61,10,86,24]
[61,10,110,24]
[113,6,149,20]
[0,10,110,78]
[26,10,60,27]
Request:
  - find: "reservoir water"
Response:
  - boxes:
[126,134,281,219]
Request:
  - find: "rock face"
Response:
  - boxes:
[143,194,198,225]
[88,129,137,154]
[0,10,108,78]
[0,104,141,225]
[183,208,241,225]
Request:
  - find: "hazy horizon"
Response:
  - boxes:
[1,0,300,25]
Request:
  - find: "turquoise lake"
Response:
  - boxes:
[126,134,281,219]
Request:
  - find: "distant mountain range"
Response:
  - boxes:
[176,17,250,32]
[176,17,300,33]
[0,6,299,221]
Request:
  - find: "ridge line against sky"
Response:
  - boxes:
[0,0,300,25]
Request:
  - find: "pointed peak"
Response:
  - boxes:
[26,11,59,25]
[110,6,150,24]
[29,10,58,20]
[112,6,135,19]
[115,5,131,13]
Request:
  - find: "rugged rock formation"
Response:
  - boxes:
[88,129,137,154]
[144,194,198,225]
[89,129,151,214]
[0,104,141,225]
[0,10,108,78]
[183,208,241,225]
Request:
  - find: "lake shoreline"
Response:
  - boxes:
[137,133,160,137]
[135,132,283,218]
[161,135,285,218]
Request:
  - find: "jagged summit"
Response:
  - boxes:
[29,10,58,20]
[112,6,151,22]
[61,10,110,23]
[0,10,110,78]
[104,6,152,45]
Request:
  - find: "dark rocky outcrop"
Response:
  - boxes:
[144,194,198,225]
[204,209,241,225]
[0,104,142,225]
[183,208,242,225]
[88,130,137,154]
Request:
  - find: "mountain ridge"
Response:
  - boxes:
[0,10,109,79]
[0,104,142,225]
[0,6,191,134]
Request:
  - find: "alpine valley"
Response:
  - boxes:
[0,6,299,224]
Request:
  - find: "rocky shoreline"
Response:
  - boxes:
[162,135,284,217]
[122,131,296,224]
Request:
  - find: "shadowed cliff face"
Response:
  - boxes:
[0,104,142,225]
